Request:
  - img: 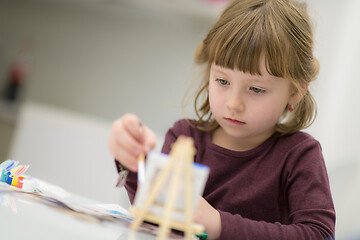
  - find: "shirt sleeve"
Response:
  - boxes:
[113,160,137,204]
[124,171,137,204]
[218,138,335,240]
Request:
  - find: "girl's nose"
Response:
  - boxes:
[226,93,245,112]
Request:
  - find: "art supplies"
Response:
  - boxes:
[0,160,29,189]
[0,159,133,225]
[130,136,209,240]
[0,160,14,169]
[137,153,146,186]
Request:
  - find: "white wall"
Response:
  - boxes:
[305,0,360,168]
[0,0,212,138]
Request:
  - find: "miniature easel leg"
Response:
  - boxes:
[159,138,195,239]
[157,154,184,240]
[184,156,194,239]
[130,158,175,230]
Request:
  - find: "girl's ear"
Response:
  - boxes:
[288,83,309,105]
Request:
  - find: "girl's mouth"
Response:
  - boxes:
[224,117,246,125]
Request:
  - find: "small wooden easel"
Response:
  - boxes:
[130,136,205,240]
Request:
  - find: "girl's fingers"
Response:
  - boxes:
[143,126,156,153]
[115,146,139,172]
[109,117,140,171]
[122,114,144,143]
[116,125,143,157]
[109,131,139,171]
[109,113,157,172]
[121,114,156,153]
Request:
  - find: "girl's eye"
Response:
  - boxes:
[249,86,265,94]
[216,79,229,85]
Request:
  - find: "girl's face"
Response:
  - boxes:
[209,60,298,151]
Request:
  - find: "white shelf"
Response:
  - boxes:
[0,100,20,125]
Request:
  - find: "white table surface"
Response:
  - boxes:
[0,182,181,240]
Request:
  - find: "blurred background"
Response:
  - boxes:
[0,0,359,238]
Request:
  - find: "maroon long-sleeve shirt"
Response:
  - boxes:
[123,119,335,239]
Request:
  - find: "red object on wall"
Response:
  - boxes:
[3,60,26,101]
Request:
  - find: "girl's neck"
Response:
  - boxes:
[211,127,275,152]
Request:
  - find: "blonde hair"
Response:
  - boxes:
[192,0,318,135]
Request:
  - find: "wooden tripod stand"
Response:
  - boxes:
[130,136,205,240]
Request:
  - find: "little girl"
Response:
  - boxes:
[109,0,336,239]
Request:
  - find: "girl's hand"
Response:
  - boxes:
[109,113,156,172]
[194,197,221,240]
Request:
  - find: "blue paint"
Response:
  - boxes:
[6,172,13,184]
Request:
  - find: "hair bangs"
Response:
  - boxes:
[204,4,293,79]
[208,19,265,76]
